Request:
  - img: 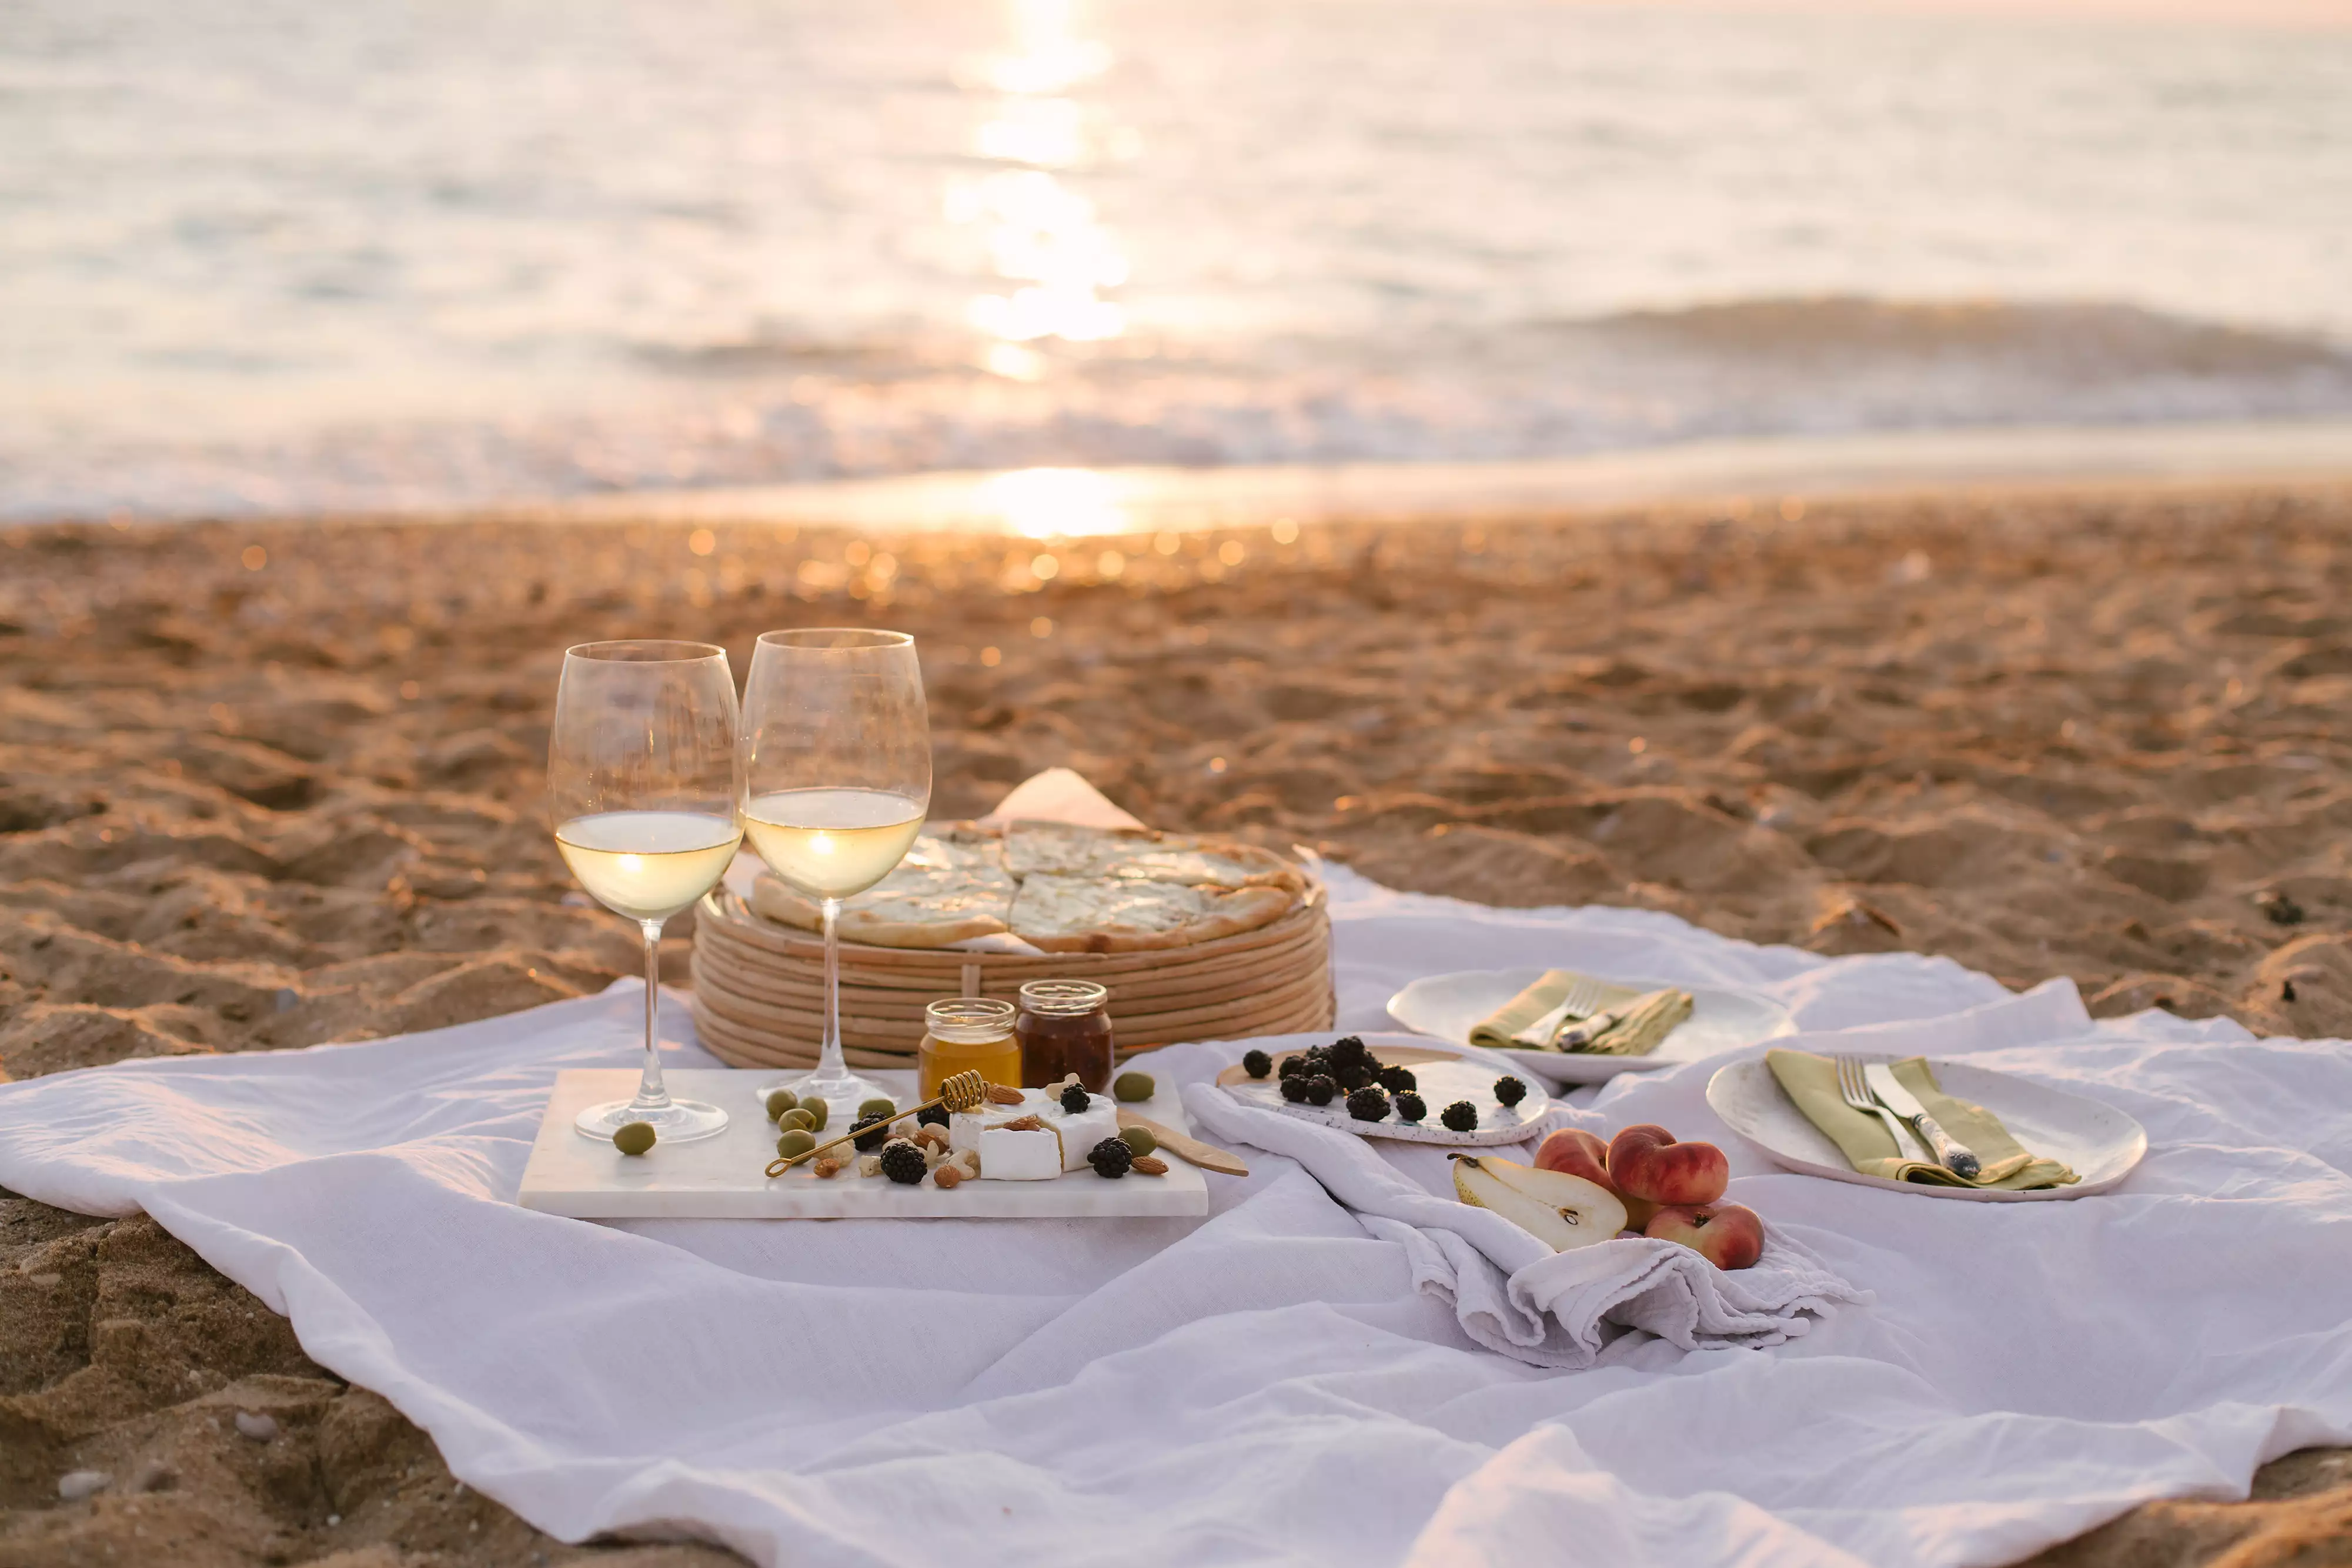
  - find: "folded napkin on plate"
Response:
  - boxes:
[1766,1048,2079,1190]
[1184,1079,1866,1369]
[1468,969,1689,1055]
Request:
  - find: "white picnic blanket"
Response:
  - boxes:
[4,867,2351,1568]
[1184,1065,1869,1369]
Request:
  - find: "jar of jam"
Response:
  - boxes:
[920,998,1020,1100]
[1015,979,1114,1093]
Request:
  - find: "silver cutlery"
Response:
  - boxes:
[1515,974,1616,1047]
[1862,1060,1982,1179]
[1835,1054,1925,1164]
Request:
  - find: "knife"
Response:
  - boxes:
[1117,1110,1249,1177]
[1862,1062,1981,1179]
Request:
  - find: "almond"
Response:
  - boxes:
[985,1083,1027,1105]
[933,1165,963,1189]
[998,1114,1047,1132]
[1130,1155,1170,1176]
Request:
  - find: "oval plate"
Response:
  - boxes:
[1386,967,1796,1085]
[1215,1038,1548,1146]
[1705,1054,2147,1201]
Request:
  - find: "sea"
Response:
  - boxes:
[4,0,2350,523]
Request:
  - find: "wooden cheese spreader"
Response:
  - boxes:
[1117,1109,1248,1177]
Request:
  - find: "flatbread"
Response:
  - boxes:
[1008,874,1296,954]
[1004,821,1305,895]
[750,858,1015,948]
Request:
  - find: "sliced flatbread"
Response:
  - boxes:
[1003,821,1305,895]
[1009,873,1296,954]
[750,858,1015,948]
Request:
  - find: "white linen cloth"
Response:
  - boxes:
[1184,1072,1867,1368]
[4,867,2351,1568]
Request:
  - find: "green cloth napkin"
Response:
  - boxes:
[1765,1048,2079,1190]
[1466,969,1687,1055]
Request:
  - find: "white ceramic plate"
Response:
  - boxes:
[1216,1039,1549,1146]
[1386,967,1796,1085]
[1705,1054,2147,1201]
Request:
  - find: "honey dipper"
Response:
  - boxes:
[765,1069,989,1178]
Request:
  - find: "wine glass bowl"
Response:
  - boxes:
[549,640,743,1143]
[740,628,932,1116]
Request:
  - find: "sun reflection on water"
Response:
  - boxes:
[978,467,1132,538]
[957,0,1129,361]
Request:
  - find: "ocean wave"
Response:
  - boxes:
[9,297,2352,522]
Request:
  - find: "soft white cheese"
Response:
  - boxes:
[1047,1098,1120,1172]
[952,1086,1121,1176]
[976,1126,1062,1181]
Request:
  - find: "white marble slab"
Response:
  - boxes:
[519,1069,1210,1220]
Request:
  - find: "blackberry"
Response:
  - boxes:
[1278,1055,1308,1080]
[1303,1075,1337,1107]
[878,1139,928,1185]
[1345,1085,1389,1122]
[1493,1075,1528,1109]
[1377,1065,1418,1094]
[1394,1091,1428,1123]
[1060,1084,1091,1114]
[1335,1061,1374,1092]
[851,1111,894,1151]
[1440,1100,1479,1132]
[1087,1136,1134,1178]
[916,1104,950,1129]
[1280,1074,1312,1103]
[1242,1049,1274,1079]
[1329,1034,1368,1064]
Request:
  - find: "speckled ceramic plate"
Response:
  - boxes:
[1387,967,1796,1086]
[1215,1039,1548,1146]
[1705,1054,2146,1202]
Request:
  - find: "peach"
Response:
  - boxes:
[1533,1128,1612,1189]
[1643,1202,1765,1271]
[1606,1124,1729,1210]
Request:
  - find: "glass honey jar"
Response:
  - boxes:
[920,998,1020,1099]
[1015,979,1114,1094]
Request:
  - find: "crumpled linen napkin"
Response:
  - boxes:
[1466,969,1691,1055]
[1183,1082,1867,1370]
[1766,1048,2079,1190]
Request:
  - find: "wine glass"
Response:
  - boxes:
[740,628,931,1117]
[549,640,743,1143]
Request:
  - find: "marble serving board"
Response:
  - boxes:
[519,1069,1210,1220]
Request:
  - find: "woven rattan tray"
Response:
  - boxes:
[689,873,1333,1072]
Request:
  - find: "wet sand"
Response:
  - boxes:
[4,480,2351,1565]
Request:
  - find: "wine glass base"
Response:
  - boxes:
[759,1067,892,1122]
[574,1098,730,1144]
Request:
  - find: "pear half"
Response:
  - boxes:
[1452,1155,1629,1252]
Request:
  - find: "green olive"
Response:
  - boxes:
[857,1096,898,1121]
[775,1128,817,1161]
[779,1108,816,1134]
[613,1122,656,1156]
[1114,1071,1155,1103]
[801,1098,828,1132]
[1118,1125,1155,1158]
[764,1089,799,1121]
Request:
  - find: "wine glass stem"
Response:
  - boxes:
[633,917,673,1111]
[818,896,846,1079]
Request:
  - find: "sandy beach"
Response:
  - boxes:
[5,480,2352,1566]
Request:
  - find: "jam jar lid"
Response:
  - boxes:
[1017,979,1109,1015]
[925,997,1016,1041]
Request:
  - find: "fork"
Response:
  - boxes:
[1519,974,1617,1046]
[1834,1054,1921,1164]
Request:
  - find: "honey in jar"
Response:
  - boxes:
[920,998,1020,1099]
[1015,979,1114,1093]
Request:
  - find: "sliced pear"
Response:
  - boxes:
[1452,1155,1629,1252]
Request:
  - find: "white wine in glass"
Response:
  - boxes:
[549,640,743,1143]
[741,629,931,1116]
